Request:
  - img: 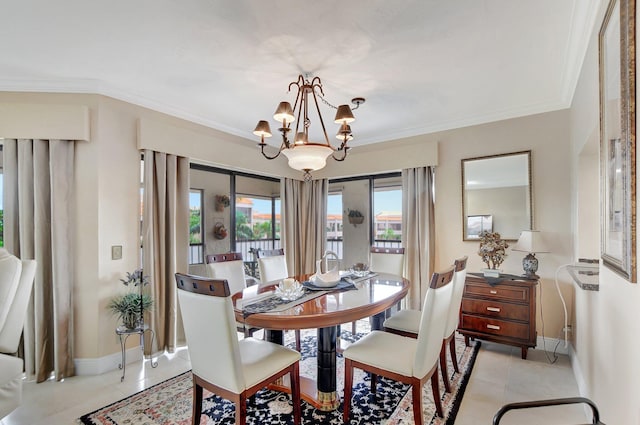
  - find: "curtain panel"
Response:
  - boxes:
[281,178,328,276]
[3,138,76,382]
[142,150,189,353]
[402,167,436,310]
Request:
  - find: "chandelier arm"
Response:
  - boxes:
[259,142,282,160]
[332,147,349,162]
[311,86,331,146]
[294,91,304,141]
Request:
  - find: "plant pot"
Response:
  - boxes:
[482,268,501,278]
[348,216,364,225]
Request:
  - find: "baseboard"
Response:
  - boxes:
[536,335,570,356]
[568,343,588,396]
[74,346,143,376]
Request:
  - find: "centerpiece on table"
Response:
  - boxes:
[478,231,508,277]
[107,268,153,330]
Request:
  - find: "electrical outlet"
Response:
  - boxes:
[562,325,572,332]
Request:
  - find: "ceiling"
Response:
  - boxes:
[0,1,599,148]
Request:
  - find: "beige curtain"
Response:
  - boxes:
[281,178,328,276]
[402,167,436,310]
[142,150,189,353]
[3,138,75,382]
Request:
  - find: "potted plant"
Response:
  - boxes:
[478,231,509,276]
[108,268,153,330]
[215,194,230,211]
[347,209,365,226]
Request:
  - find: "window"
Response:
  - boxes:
[326,191,343,258]
[373,177,403,247]
[189,189,204,264]
[235,195,280,251]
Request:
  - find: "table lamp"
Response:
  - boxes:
[512,230,549,278]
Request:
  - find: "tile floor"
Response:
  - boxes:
[1,340,587,425]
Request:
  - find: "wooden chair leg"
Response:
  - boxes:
[290,363,302,425]
[439,341,451,393]
[430,369,443,417]
[236,394,247,425]
[411,380,424,425]
[449,335,459,373]
[370,373,378,394]
[343,359,354,424]
[295,330,301,352]
[351,320,357,335]
[192,380,203,425]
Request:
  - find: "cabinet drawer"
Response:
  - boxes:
[464,282,530,303]
[461,299,530,322]
[461,314,530,340]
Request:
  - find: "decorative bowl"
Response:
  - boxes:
[309,274,340,288]
[275,280,305,301]
[350,262,370,277]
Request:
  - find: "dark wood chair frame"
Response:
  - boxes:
[205,252,261,338]
[344,268,455,424]
[383,256,467,394]
[175,273,302,425]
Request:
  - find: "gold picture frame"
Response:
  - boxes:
[599,0,636,282]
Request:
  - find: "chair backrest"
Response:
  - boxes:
[0,250,22,334]
[257,249,288,283]
[175,273,245,394]
[205,253,247,295]
[0,260,36,353]
[443,256,468,338]
[413,266,455,378]
[369,247,405,276]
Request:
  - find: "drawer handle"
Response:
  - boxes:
[486,324,501,330]
[489,290,498,294]
[486,307,501,312]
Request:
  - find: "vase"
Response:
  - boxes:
[122,314,143,330]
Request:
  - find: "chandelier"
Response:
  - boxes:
[253,74,364,181]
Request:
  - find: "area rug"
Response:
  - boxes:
[78,327,480,425]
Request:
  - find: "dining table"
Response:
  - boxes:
[233,272,409,411]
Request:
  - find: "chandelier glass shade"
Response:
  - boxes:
[253,74,363,181]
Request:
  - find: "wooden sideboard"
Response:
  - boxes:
[457,274,538,359]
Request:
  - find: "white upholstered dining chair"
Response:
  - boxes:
[0,249,37,420]
[369,246,405,276]
[383,256,468,392]
[205,253,260,337]
[343,266,455,424]
[175,273,302,425]
[256,248,288,283]
[256,249,301,351]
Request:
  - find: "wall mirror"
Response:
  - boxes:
[462,151,532,241]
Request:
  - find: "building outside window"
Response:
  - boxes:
[189,189,204,264]
[372,178,402,247]
[326,191,343,257]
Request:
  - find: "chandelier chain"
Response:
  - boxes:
[317,92,338,110]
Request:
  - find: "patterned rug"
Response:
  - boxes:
[78,326,480,425]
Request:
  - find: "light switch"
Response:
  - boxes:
[112,245,123,260]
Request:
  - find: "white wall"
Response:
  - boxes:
[568,2,640,423]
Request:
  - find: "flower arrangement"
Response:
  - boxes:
[107,269,153,330]
[478,231,509,270]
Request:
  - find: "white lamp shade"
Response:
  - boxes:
[282,144,333,171]
[513,230,549,253]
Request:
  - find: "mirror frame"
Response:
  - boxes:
[461,150,533,241]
